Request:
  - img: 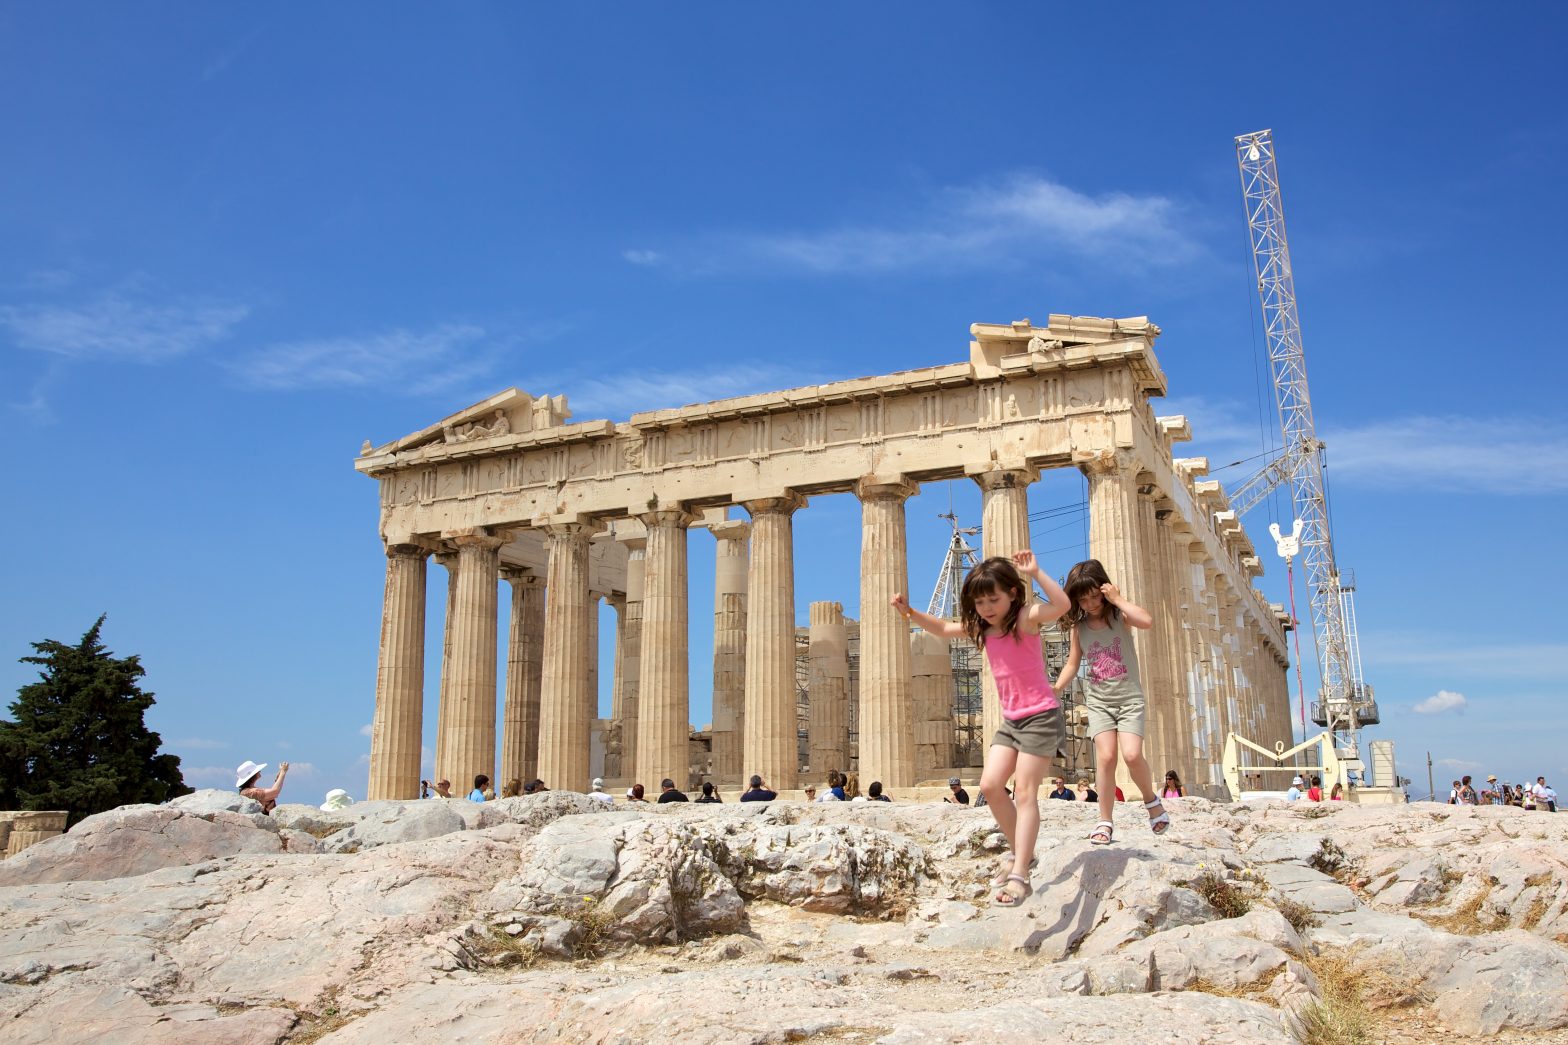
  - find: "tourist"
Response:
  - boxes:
[1534,777,1557,812]
[893,546,1071,907]
[657,777,689,803]
[813,782,840,803]
[626,783,649,803]
[420,779,431,799]
[1457,776,1479,805]
[740,774,777,802]
[320,789,353,812]
[844,772,862,801]
[827,771,848,802]
[945,777,970,806]
[1522,783,1537,811]
[468,775,490,802]
[1447,779,1462,804]
[429,778,453,799]
[1054,559,1169,844]
[1079,780,1098,803]
[523,778,550,794]
[502,778,522,798]
[1161,771,1185,799]
[1330,782,1344,801]
[1307,776,1323,802]
[867,781,891,802]
[1286,776,1305,801]
[236,759,288,815]
[696,781,723,803]
[1481,775,1501,804]
[1047,778,1075,801]
[588,777,614,806]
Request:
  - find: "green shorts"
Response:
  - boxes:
[992,706,1066,760]
[1087,696,1145,739]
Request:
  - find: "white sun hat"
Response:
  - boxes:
[235,760,267,788]
[320,789,353,812]
[1291,776,1305,786]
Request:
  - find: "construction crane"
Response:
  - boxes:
[1229,129,1379,776]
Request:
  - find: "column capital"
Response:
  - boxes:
[636,508,699,529]
[542,518,605,540]
[443,527,512,551]
[740,493,806,517]
[1077,448,1136,477]
[499,566,543,587]
[854,476,918,502]
[384,542,431,562]
[710,519,751,542]
[966,464,1039,491]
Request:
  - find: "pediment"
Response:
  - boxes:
[362,389,573,457]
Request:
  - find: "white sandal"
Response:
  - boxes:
[1089,820,1114,845]
[1144,797,1172,835]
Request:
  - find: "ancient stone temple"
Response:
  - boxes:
[357,315,1293,800]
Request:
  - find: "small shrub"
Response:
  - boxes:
[560,895,616,958]
[1185,865,1254,919]
[469,925,542,969]
[1297,805,1330,820]
[1274,896,1321,934]
[1308,838,1350,879]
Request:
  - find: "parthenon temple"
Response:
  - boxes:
[357,316,1293,801]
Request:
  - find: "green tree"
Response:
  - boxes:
[0,615,190,824]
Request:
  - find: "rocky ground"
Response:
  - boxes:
[2,790,1568,1044]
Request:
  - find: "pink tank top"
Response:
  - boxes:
[983,631,1058,720]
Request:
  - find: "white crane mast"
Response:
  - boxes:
[1233,130,1376,755]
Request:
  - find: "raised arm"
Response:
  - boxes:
[1102,583,1153,629]
[1012,551,1071,625]
[1054,626,1082,693]
[890,594,966,638]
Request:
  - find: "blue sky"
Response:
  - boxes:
[3,4,1564,802]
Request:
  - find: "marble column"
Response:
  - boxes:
[500,567,545,790]
[433,550,459,784]
[971,466,1038,750]
[807,600,849,780]
[616,535,646,783]
[1134,486,1177,786]
[911,630,954,777]
[368,543,428,800]
[637,509,695,788]
[742,495,803,790]
[586,589,603,721]
[856,478,916,789]
[711,519,750,785]
[604,593,626,779]
[1157,516,1198,786]
[444,529,509,792]
[537,521,599,792]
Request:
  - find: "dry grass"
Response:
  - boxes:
[1180,866,1256,919]
[1191,972,1277,1000]
[1290,948,1429,1045]
[1416,878,1502,935]
[1272,896,1321,934]
[560,896,616,958]
[468,924,544,969]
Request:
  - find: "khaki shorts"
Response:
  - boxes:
[1087,697,1145,739]
[992,706,1066,759]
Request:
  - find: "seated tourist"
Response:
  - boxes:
[867,781,891,802]
[740,774,777,802]
[236,759,288,814]
[695,781,722,803]
[657,778,689,803]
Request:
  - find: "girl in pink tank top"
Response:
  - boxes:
[893,548,1070,908]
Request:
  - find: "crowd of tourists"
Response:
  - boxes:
[1448,773,1557,810]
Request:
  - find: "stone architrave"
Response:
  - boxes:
[636,509,695,788]
[710,519,750,785]
[500,568,545,790]
[443,529,509,793]
[856,477,916,790]
[742,495,804,791]
[970,466,1038,750]
[368,543,428,800]
[537,520,601,792]
[616,534,646,783]
[910,630,953,776]
[807,601,849,779]
[432,550,459,785]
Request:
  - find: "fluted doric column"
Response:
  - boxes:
[710,518,750,785]
[616,534,646,783]
[857,477,916,789]
[742,495,803,790]
[1157,515,1198,787]
[433,550,459,784]
[1136,487,1179,787]
[971,466,1038,749]
[637,509,694,788]
[911,629,953,777]
[368,543,429,800]
[500,567,545,791]
[604,593,626,779]
[444,529,509,792]
[808,600,849,779]
[537,520,600,791]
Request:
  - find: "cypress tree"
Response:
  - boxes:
[0,615,190,824]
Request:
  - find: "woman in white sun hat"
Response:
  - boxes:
[236,759,289,814]
[319,789,354,812]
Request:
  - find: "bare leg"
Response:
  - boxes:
[1119,731,1158,806]
[1094,730,1119,824]
[1009,752,1050,878]
[980,744,1020,854]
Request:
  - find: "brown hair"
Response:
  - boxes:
[959,557,1029,646]
[1060,559,1119,631]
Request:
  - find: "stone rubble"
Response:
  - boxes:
[1,792,1565,1043]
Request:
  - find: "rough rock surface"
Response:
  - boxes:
[2,794,1566,1043]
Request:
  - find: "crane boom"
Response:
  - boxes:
[1233,130,1376,752]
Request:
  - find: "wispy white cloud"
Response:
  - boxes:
[1413,689,1467,715]
[0,293,248,362]
[1323,416,1568,495]
[230,324,498,394]
[632,173,1201,277]
[169,737,230,750]
[1372,632,1568,681]
[563,363,836,421]
[359,723,373,737]
[181,764,238,787]
[1436,757,1481,772]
